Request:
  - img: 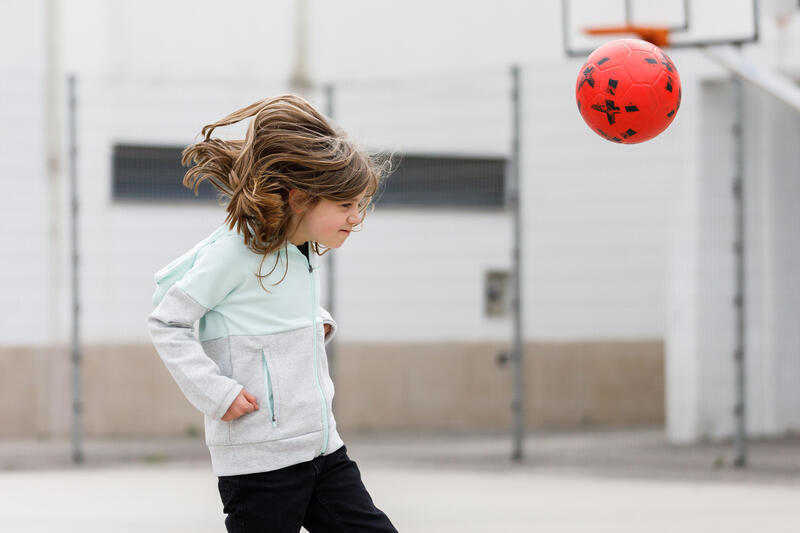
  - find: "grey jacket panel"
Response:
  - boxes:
[147,284,243,420]
[201,327,344,475]
[201,329,322,445]
[210,430,344,476]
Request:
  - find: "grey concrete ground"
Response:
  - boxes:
[1,428,798,532]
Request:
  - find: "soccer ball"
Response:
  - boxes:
[575,38,681,144]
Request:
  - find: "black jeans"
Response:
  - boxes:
[217,445,397,533]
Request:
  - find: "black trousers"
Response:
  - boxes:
[217,445,398,533]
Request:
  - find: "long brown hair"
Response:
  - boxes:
[181,94,385,287]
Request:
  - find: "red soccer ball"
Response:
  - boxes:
[575,38,681,144]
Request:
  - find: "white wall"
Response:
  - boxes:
[60,0,295,82]
[3,0,799,438]
[0,0,757,345]
[667,76,800,442]
[75,63,696,345]
[518,55,699,341]
[744,85,800,435]
[0,1,55,346]
[309,0,565,81]
[665,0,800,441]
[27,0,706,347]
[667,79,738,442]
[72,78,289,342]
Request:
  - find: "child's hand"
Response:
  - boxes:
[221,389,259,421]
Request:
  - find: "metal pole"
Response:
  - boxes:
[68,74,83,464]
[509,65,524,462]
[324,84,337,388]
[731,65,747,468]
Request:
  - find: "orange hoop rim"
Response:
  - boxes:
[583,25,671,48]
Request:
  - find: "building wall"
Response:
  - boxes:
[667,77,800,442]
[56,1,691,348]
[744,84,800,435]
[0,340,663,438]
[3,0,796,439]
[0,1,55,347]
[667,79,738,442]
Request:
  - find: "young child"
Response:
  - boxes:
[147,95,397,532]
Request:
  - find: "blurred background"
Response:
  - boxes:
[1,0,799,531]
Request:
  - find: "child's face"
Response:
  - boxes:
[290,190,366,248]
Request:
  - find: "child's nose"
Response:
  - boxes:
[347,209,362,225]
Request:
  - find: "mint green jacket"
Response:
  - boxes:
[147,224,343,476]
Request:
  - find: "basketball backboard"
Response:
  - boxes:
[562,0,759,57]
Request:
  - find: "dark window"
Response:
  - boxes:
[112,144,506,209]
[377,154,506,208]
[112,144,218,202]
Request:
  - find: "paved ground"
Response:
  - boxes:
[1,428,798,532]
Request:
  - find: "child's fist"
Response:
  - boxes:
[221,388,259,421]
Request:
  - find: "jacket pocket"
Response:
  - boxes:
[261,349,278,427]
[226,330,323,445]
[229,349,278,444]
[258,331,322,440]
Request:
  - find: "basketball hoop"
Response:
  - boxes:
[584,25,671,47]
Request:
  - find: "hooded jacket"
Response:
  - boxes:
[146,224,343,476]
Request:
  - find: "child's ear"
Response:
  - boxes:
[288,189,310,214]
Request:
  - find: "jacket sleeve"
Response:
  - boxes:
[318,305,338,346]
[146,241,244,420]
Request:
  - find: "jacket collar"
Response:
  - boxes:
[286,240,315,270]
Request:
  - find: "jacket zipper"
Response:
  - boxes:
[298,247,330,455]
[261,349,278,427]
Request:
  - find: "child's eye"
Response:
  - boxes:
[341,199,367,209]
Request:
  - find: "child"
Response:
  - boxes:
[147,95,397,532]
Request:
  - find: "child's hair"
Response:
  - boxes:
[181,94,386,286]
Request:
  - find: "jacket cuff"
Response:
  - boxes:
[213,381,244,420]
[318,306,338,345]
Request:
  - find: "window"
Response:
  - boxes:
[112,144,218,202]
[112,144,506,209]
[376,154,506,208]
